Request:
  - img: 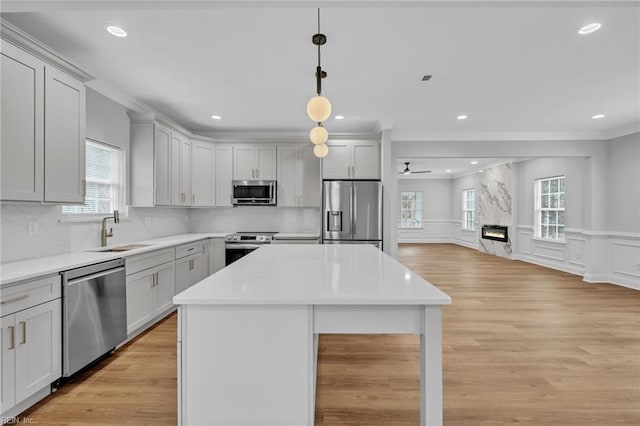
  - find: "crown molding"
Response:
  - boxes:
[0,19,94,82]
[194,130,380,143]
[392,120,640,142]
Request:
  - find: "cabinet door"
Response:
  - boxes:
[1,43,44,202]
[192,141,215,207]
[1,315,16,412]
[154,263,176,315]
[352,142,380,179]
[256,146,277,180]
[215,145,233,206]
[175,257,190,294]
[126,270,154,334]
[170,132,182,205]
[322,142,351,179]
[210,238,226,275]
[234,145,256,180]
[43,66,86,203]
[277,146,299,207]
[154,125,172,206]
[188,254,203,288]
[300,146,321,206]
[201,242,210,279]
[14,299,61,404]
[179,136,192,206]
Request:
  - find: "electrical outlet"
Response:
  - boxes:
[27,220,38,235]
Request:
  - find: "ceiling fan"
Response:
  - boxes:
[399,162,431,175]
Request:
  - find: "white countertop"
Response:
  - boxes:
[0,233,229,287]
[273,233,320,239]
[174,244,452,305]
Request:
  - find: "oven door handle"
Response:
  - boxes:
[225,244,263,250]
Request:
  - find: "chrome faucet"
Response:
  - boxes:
[101,210,120,247]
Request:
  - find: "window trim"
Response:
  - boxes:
[534,175,565,241]
[62,139,127,220]
[462,188,476,231]
[399,191,423,229]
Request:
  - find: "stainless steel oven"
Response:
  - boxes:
[225,232,277,266]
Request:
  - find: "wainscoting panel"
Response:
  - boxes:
[610,240,640,289]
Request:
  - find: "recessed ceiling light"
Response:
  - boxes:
[592,114,605,119]
[446,169,452,173]
[457,115,468,120]
[335,115,344,120]
[211,115,222,120]
[106,25,127,38]
[578,22,601,35]
[470,161,478,165]
[421,75,432,82]
[479,169,484,173]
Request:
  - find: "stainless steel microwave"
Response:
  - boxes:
[231,180,277,206]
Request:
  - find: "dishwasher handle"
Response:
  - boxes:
[65,267,125,287]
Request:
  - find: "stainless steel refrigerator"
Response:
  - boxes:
[322,180,383,248]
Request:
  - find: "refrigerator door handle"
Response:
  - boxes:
[351,185,356,236]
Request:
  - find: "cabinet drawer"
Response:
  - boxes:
[175,241,204,259]
[0,274,61,316]
[126,248,175,276]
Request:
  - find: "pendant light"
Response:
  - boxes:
[308,9,331,158]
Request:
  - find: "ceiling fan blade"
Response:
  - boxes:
[412,170,431,174]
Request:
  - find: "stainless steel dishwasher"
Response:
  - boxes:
[61,258,126,378]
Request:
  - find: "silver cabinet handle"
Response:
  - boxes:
[256,168,259,179]
[192,193,195,204]
[155,188,159,202]
[81,179,86,196]
[0,294,29,304]
[20,321,26,344]
[8,325,15,350]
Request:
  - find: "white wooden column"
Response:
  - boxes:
[420,305,443,426]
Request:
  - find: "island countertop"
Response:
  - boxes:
[173,244,452,305]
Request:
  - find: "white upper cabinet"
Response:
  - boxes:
[153,124,172,206]
[233,145,277,180]
[322,140,380,179]
[130,114,195,207]
[43,67,86,203]
[191,141,215,207]
[277,144,320,207]
[215,145,234,207]
[1,39,89,204]
[0,43,44,202]
[170,131,192,206]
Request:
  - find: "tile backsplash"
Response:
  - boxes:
[0,204,189,263]
[0,204,320,263]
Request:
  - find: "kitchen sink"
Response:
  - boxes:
[89,244,151,252]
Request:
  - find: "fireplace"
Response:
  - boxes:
[481,225,509,243]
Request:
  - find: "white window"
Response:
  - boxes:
[400,192,423,228]
[462,189,475,230]
[535,176,565,241]
[63,140,125,216]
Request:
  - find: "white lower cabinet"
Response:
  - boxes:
[1,275,61,417]
[175,254,202,294]
[126,256,176,335]
[209,238,226,275]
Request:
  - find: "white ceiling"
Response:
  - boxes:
[2,1,639,141]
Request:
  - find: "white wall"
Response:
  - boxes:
[397,178,453,243]
[513,157,589,276]
[607,133,640,233]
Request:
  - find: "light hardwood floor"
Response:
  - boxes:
[20,244,640,425]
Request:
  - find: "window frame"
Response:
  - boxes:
[462,188,476,231]
[399,191,423,229]
[62,139,126,220]
[534,175,565,241]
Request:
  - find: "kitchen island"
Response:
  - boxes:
[173,244,451,426]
